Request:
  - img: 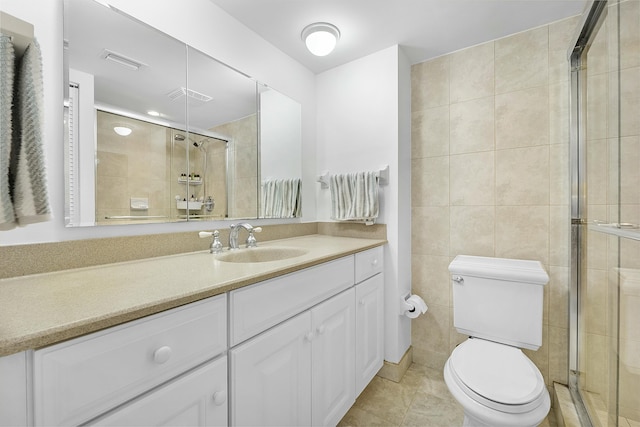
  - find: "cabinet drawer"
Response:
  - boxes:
[355,246,383,284]
[230,256,354,346]
[92,356,228,427]
[34,294,227,427]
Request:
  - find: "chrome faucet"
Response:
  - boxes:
[229,223,262,249]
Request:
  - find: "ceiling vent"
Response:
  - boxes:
[100,49,147,71]
[167,87,213,103]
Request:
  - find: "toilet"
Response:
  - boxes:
[444,255,551,427]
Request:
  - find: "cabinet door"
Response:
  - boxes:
[0,352,29,427]
[311,289,355,427]
[91,356,228,427]
[355,273,384,396]
[231,312,312,427]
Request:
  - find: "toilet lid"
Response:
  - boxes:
[449,338,545,406]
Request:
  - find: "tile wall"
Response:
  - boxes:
[96,111,171,223]
[410,15,579,391]
[211,114,258,219]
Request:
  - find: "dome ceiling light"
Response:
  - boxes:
[301,22,340,56]
[113,126,132,136]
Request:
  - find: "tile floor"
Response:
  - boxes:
[339,363,558,427]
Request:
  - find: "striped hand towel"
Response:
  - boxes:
[329,171,379,225]
[11,38,52,226]
[0,34,15,229]
[261,178,302,218]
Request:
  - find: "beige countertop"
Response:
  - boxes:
[0,234,385,357]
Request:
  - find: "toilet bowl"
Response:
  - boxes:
[444,338,550,427]
[445,255,550,427]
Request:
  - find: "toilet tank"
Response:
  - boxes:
[449,255,549,350]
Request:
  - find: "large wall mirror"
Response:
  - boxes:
[63,0,301,227]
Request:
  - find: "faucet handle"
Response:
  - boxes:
[246,227,262,248]
[199,230,224,254]
[211,230,223,254]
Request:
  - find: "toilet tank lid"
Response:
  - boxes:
[449,255,549,285]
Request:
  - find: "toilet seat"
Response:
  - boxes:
[448,338,546,414]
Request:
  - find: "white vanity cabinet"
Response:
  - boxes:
[33,294,227,427]
[229,248,384,427]
[230,289,355,427]
[354,246,384,396]
[4,243,385,427]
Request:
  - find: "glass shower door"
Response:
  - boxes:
[570,1,640,426]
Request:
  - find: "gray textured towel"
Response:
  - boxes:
[0,34,15,230]
[329,171,379,225]
[11,38,51,225]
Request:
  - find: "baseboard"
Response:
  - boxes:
[377,346,413,383]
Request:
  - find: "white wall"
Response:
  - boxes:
[260,90,302,181]
[0,0,316,245]
[316,45,412,363]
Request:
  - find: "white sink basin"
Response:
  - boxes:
[216,247,309,263]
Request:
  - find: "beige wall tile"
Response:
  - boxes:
[586,333,609,397]
[450,97,494,155]
[549,16,579,84]
[496,146,550,206]
[411,157,450,207]
[619,0,640,70]
[412,302,450,368]
[550,80,570,145]
[411,56,450,111]
[450,151,495,206]
[585,268,608,336]
[495,26,549,94]
[586,205,608,270]
[412,254,451,307]
[587,18,609,76]
[496,86,550,150]
[96,176,128,211]
[449,42,494,103]
[620,136,640,205]
[620,66,640,138]
[549,143,569,206]
[549,266,570,328]
[412,106,450,159]
[549,326,569,385]
[412,206,450,256]
[550,205,570,267]
[449,206,495,257]
[495,205,549,264]
[587,74,609,141]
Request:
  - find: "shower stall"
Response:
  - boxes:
[569,1,640,426]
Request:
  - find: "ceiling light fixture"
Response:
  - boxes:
[101,49,147,71]
[147,110,160,117]
[301,22,340,56]
[113,126,132,136]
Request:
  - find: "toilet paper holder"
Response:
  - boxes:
[401,293,428,319]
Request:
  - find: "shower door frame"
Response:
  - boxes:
[568,1,611,426]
